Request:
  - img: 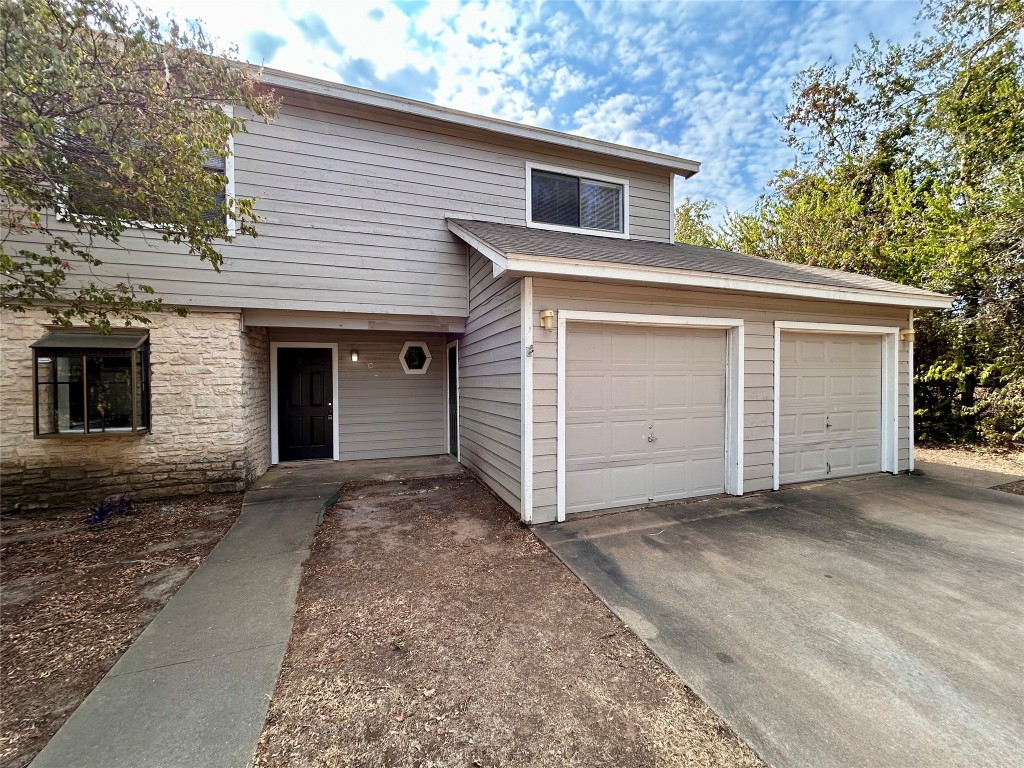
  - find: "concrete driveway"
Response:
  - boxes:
[537,469,1024,768]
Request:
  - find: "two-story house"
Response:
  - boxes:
[0,67,951,522]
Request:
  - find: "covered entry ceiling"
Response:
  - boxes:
[564,323,728,515]
[778,333,883,484]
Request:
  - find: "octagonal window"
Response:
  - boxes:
[400,341,432,374]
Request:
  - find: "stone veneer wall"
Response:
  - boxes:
[240,325,271,484]
[1,308,270,511]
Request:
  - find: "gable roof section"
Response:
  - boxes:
[259,68,700,178]
[447,219,952,310]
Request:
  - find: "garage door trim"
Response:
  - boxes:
[556,311,745,523]
[772,321,900,490]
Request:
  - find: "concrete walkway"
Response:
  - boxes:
[30,472,326,768]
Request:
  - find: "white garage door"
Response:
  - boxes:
[779,333,883,484]
[565,323,727,515]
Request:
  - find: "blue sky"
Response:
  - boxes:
[147,0,925,219]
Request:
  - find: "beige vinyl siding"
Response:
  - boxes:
[458,249,522,512]
[267,329,446,460]
[528,278,912,523]
[8,90,673,318]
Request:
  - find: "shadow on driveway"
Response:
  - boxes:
[537,472,1024,768]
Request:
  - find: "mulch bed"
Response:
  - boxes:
[0,494,243,768]
[253,474,764,768]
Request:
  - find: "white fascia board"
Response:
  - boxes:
[446,220,510,273]
[502,254,954,310]
[260,69,701,177]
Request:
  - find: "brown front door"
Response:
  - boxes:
[278,348,333,461]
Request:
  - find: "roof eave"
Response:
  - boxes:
[260,69,701,178]
[500,254,953,309]
[445,220,952,309]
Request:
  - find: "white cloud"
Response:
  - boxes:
[142,0,923,221]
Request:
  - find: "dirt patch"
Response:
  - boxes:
[0,494,242,768]
[915,445,1023,476]
[253,475,764,768]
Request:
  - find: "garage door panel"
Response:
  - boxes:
[796,412,828,440]
[611,376,648,408]
[566,468,609,513]
[854,340,882,363]
[651,332,689,361]
[611,331,647,363]
[567,374,605,409]
[829,376,854,398]
[802,340,828,362]
[854,409,881,432]
[691,333,728,363]
[565,421,608,460]
[610,465,648,502]
[688,415,728,449]
[854,374,882,397]
[691,374,726,407]
[652,457,724,498]
[854,443,882,472]
[609,421,649,454]
[651,375,688,407]
[799,375,827,399]
[779,332,883,485]
[567,331,605,362]
[566,323,728,514]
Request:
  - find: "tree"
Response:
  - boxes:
[672,196,729,249]
[679,0,1023,445]
[1,0,278,330]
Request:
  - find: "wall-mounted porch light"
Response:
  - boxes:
[351,350,359,362]
[900,329,915,342]
[539,310,555,331]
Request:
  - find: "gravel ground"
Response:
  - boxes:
[253,474,764,768]
[0,494,242,768]
[916,445,1024,495]
[916,445,1023,475]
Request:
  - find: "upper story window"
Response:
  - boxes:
[31,330,150,437]
[527,163,628,237]
[67,150,232,233]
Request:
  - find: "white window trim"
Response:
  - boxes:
[525,161,630,239]
[269,342,340,465]
[445,338,461,462]
[520,277,534,523]
[772,321,900,490]
[555,310,744,523]
[400,341,432,374]
[224,105,237,237]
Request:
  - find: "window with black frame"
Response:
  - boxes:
[530,168,624,233]
[65,148,228,228]
[31,331,150,436]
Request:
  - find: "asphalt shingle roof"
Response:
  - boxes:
[448,219,948,303]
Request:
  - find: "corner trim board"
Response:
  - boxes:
[269,341,340,465]
[908,309,915,473]
[520,277,534,523]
